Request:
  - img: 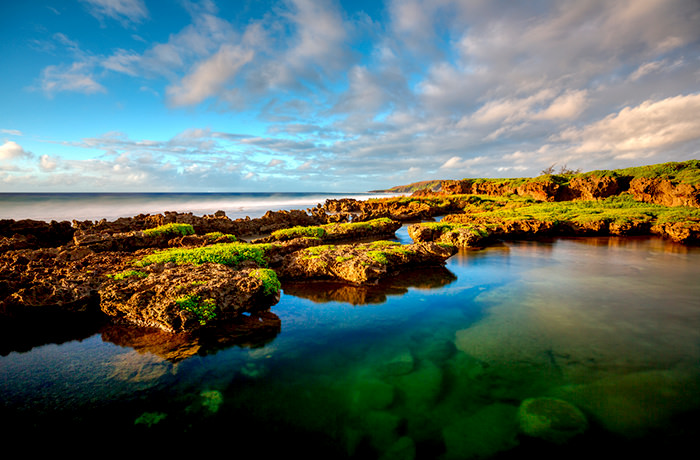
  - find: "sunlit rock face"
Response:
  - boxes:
[99,264,280,333]
[629,177,700,208]
[276,241,457,285]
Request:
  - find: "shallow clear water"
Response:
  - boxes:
[1,232,699,457]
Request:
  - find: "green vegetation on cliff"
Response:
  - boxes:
[581,160,700,184]
[471,194,700,226]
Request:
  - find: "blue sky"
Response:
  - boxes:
[1,0,699,192]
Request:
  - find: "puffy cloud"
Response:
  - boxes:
[558,93,700,157]
[39,155,58,171]
[0,141,31,161]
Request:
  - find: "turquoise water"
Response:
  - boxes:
[1,230,699,456]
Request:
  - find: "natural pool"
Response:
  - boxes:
[1,230,699,457]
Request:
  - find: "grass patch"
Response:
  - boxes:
[301,244,336,259]
[143,223,195,237]
[582,160,700,184]
[175,294,217,325]
[250,268,281,296]
[204,232,236,241]
[134,242,273,267]
[107,270,148,280]
[469,194,700,226]
[271,226,326,240]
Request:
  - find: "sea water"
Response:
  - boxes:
[1,198,699,457]
[0,192,399,222]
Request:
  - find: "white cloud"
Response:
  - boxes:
[558,93,700,157]
[1,129,22,136]
[81,0,148,26]
[40,62,106,96]
[534,90,589,120]
[268,159,284,167]
[0,141,31,161]
[39,155,58,171]
[167,44,254,107]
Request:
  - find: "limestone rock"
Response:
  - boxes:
[98,264,280,333]
[276,241,457,284]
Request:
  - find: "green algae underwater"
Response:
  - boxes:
[1,229,699,457]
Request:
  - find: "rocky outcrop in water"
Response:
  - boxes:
[276,241,457,284]
[99,264,280,333]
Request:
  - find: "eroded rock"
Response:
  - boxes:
[277,241,457,284]
[99,264,281,333]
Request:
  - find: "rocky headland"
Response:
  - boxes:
[1,160,698,350]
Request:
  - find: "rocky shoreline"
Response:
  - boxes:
[1,160,698,347]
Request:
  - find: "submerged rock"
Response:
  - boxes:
[517,397,588,443]
[442,403,520,459]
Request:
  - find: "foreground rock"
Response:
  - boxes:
[276,241,457,284]
[99,264,281,333]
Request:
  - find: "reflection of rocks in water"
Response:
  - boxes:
[107,350,172,384]
[101,311,281,362]
[282,267,456,306]
[562,235,692,255]
[283,281,402,305]
[102,324,202,363]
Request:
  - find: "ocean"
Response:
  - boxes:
[0,192,400,222]
[1,193,699,457]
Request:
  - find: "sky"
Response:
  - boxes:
[1,0,699,193]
